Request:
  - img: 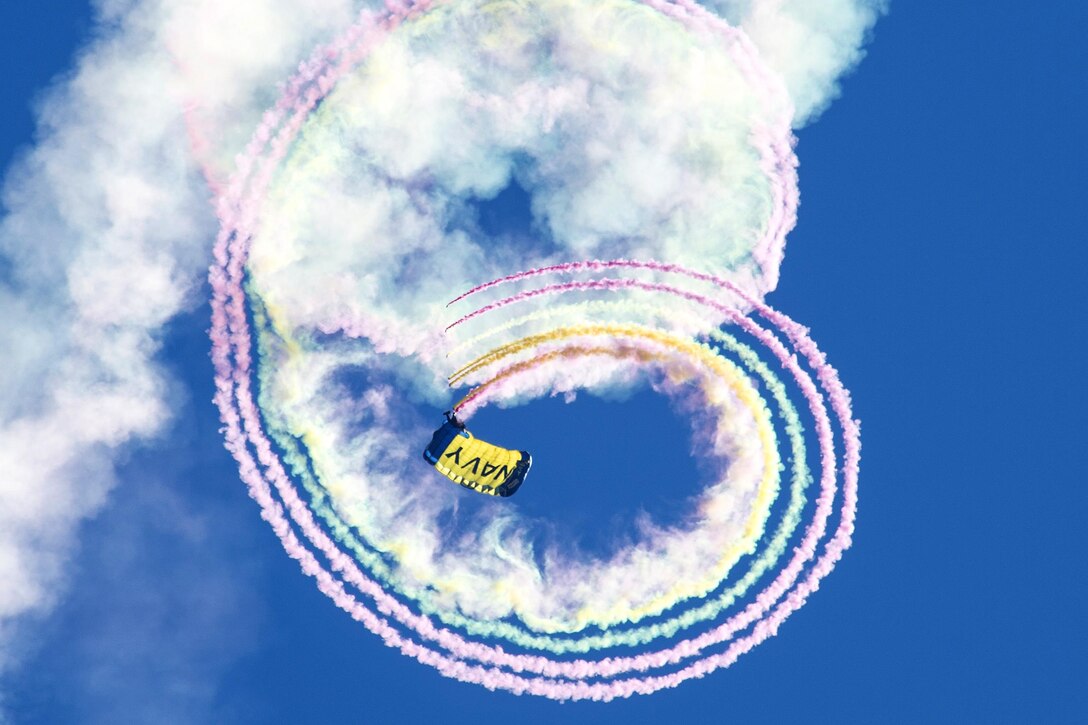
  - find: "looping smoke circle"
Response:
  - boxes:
[210,0,858,700]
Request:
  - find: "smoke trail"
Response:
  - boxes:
[216,248,859,696]
[195,0,867,700]
[1,0,880,703]
[246,297,807,653]
[0,0,370,679]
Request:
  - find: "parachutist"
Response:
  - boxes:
[424,413,531,497]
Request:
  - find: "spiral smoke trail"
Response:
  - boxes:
[206,0,862,699]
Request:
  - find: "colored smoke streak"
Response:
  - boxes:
[206,0,858,700]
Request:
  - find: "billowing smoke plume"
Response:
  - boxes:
[0,0,882,694]
[703,0,887,123]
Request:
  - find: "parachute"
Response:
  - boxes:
[423,413,532,497]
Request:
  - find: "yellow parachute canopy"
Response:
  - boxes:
[422,413,531,497]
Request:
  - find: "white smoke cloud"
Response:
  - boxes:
[703,0,888,124]
[0,0,884,694]
[5,463,264,723]
[0,0,356,677]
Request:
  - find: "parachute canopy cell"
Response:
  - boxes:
[423,413,532,497]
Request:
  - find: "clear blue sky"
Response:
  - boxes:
[2,2,1086,723]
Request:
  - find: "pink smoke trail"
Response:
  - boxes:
[207,0,856,700]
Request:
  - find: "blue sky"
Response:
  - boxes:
[1,1,1086,723]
